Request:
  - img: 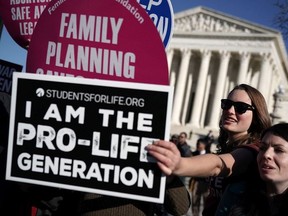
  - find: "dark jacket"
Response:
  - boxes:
[247,188,288,216]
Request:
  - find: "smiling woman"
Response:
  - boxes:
[146,84,272,216]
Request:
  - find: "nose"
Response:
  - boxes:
[225,105,235,113]
[262,147,273,160]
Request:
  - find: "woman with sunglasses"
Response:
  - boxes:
[146,84,271,216]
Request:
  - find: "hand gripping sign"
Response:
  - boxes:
[26,0,169,85]
[0,0,52,49]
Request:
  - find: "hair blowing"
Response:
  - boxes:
[218,84,272,153]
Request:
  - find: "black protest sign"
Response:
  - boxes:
[6,73,173,203]
[0,59,22,94]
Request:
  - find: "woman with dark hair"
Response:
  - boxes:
[247,123,288,215]
[146,84,272,216]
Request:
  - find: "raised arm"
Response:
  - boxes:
[146,140,254,178]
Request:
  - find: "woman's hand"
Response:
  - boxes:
[146,140,182,176]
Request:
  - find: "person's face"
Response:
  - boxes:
[171,136,178,144]
[197,142,206,151]
[221,89,253,139]
[257,132,288,189]
[178,134,186,144]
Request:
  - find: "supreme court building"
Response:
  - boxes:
[167,7,288,143]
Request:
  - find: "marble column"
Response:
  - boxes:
[189,50,211,127]
[171,48,192,124]
[181,73,193,124]
[200,73,212,127]
[258,52,271,99]
[167,48,174,74]
[207,50,231,129]
[237,52,251,85]
[266,64,276,109]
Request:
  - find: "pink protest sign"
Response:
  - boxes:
[0,0,51,49]
[26,0,169,85]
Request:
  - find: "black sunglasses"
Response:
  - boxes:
[221,99,254,114]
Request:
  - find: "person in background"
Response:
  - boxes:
[204,130,215,153]
[177,132,192,158]
[189,138,209,216]
[245,123,288,215]
[146,84,271,216]
[169,134,179,145]
[177,132,192,185]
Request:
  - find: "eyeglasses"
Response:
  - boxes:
[221,99,254,114]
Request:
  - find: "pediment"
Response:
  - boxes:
[174,6,279,35]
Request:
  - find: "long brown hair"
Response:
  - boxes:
[217,84,272,153]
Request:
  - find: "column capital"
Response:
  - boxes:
[199,49,212,58]
[239,51,251,60]
[180,48,192,56]
[219,50,231,59]
[260,52,271,61]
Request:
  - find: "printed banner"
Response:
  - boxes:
[26,0,169,85]
[0,59,22,115]
[0,0,52,49]
[0,0,173,49]
[6,72,174,203]
[137,0,174,48]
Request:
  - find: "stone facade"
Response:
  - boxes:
[166,7,288,148]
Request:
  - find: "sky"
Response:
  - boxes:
[0,0,283,71]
